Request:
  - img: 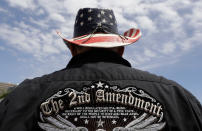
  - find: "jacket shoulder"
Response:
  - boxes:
[122,67,178,86]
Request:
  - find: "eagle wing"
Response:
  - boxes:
[113,113,166,131]
[38,113,88,131]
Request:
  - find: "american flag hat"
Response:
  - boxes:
[57,8,141,48]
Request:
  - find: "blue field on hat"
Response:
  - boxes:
[74,8,118,37]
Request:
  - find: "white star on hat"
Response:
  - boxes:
[102,19,106,23]
[101,10,105,15]
[80,21,84,26]
[97,22,102,26]
[88,9,92,12]
[88,16,92,21]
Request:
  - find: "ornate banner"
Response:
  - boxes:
[38,81,166,131]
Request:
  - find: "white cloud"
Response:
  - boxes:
[134,54,150,64]
[0,23,61,59]
[35,8,45,16]
[16,53,70,81]
[185,2,202,30]
[0,24,31,51]
[113,12,139,33]
[1,0,202,73]
[29,17,49,29]
[6,0,35,9]
[50,13,66,22]
[161,43,176,54]
[37,0,64,14]
[136,16,157,33]
[42,44,60,54]
[148,2,183,33]
[63,0,98,14]
[179,31,202,51]
[0,7,8,13]
[140,58,178,70]
[144,49,156,57]
[99,0,141,11]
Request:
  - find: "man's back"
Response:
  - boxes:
[0,49,201,131]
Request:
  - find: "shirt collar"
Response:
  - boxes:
[66,49,131,69]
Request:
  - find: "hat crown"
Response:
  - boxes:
[74,8,118,37]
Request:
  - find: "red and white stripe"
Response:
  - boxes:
[57,28,141,48]
[124,28,140,38]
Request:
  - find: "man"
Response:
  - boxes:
[0,8,201,131]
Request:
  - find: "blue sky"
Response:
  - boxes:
[0,0,201,103]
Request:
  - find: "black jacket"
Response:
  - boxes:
[0,49,201,131]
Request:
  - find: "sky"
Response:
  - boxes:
[0,0,201,103]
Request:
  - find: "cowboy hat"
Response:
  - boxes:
[57,8,141,48]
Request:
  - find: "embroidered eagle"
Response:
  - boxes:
[38,113,165,131]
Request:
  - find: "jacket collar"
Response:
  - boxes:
[66,49,131,69]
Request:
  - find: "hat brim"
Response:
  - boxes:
[57,28,141,48]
